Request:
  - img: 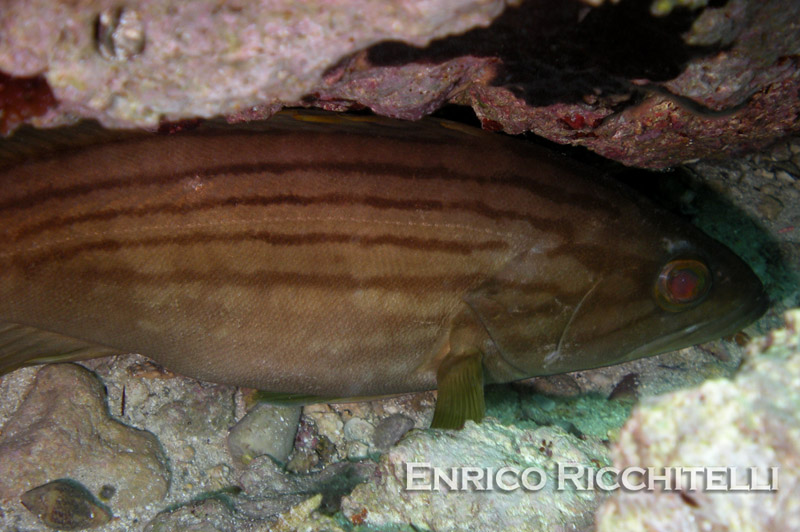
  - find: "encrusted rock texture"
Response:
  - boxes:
[596,308,800,532]
[1,0,798,167]
[0,0,515,128]
[341,421,611,531]
[0,364,169,512]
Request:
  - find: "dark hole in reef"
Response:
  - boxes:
[367,0,725,107]
[430,104,482,127]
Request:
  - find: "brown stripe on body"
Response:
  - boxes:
[0,159,618,215]
[0,123,625,279]
[8,192,575,243]
[0,124,621,258]
[67,267,486,292]
[9,230,510,269]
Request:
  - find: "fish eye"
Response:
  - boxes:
[654,258,711,312]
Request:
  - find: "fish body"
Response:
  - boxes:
[0,111,767,427]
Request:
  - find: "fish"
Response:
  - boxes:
[0,110,768,429]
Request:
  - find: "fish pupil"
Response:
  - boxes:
[655,258,710,311]
[668,269,699,301]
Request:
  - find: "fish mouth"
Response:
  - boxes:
[627,288,769,361]
[735,288,771,330]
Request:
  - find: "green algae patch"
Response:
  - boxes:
[485,384,634,441]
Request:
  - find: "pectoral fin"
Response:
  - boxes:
[430,351,485,429]
[0,320,119,376]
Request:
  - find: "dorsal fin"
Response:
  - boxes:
[0,320,119,376]
[0,121,146,171]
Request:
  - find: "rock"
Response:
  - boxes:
[154,396,233,440]
[372,414,416,451]
[21,479,112,530]
[3,0,799,168]
[346,441,371,460]
[237,455,376,519]
[523,373,583,397]
[0,366,37,428]
[595,309,800,532]
[87,354,239,500]
[0,364,169,511]
[143,491,346,532]
[299,393,436,465]
[144,497,247,532]
[343,417,375,444]
[342,419,610,531]
[269,494,347,532]
[227,403,301,467]
[0,0,511,128]
[303,405,346,457]
[757,194,785,220]
[771,140,792,161]
[285,418,322,474]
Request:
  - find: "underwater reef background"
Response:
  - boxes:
[1,0,799,530]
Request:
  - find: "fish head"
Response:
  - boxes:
[551,239,767,373]
[468,216,768,379]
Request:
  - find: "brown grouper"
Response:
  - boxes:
[0,110,768,428]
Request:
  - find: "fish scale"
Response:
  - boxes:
[0,110,767,428]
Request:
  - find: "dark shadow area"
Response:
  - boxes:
[368,0,728,107]
[612,166,798,306]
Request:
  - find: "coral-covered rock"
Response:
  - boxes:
[342,420,610,531]
[0,0,513,128]
[0,364,169,512]
[595,309,800,532]
[2,0,797,168]
[143,497,245,532]
[237,456,375,518]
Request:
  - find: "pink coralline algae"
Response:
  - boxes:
[0,0,798,168]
